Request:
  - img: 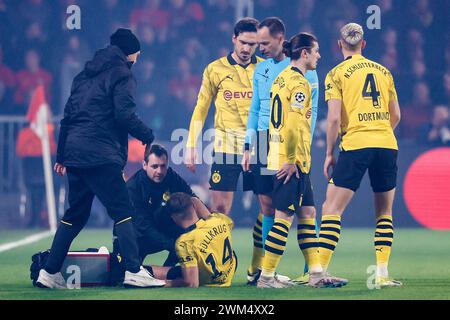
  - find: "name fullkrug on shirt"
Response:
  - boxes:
[199,223,228,254]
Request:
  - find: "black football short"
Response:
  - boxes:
[209,153,253,192]
[300,173,315,207]
[332,148,398,192]
[249,162,274,195]
[272,168,308,214]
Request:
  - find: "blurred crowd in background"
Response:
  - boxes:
[0,0,449,228]
[1,0,449,143]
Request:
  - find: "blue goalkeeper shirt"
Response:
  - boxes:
[245,57,319,146]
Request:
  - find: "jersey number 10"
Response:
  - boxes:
[362,73,381,108]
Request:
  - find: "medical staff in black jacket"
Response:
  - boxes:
[113,144,196,267]
[36,29,165,289]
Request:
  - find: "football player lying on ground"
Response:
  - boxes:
[149,193,237,287]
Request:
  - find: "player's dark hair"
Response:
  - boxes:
[144,144,168,163]
[282,32,318,60]
[167,192,193,216]
[258,17,286,37]
[233,17,259,37]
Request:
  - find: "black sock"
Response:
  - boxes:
[163,248,179,267]
[143,265,154,276]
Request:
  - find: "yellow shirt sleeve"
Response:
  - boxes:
[175,238,197,268]
[186,65,218,148]
[388,72,398,102]
[324,69,342,101]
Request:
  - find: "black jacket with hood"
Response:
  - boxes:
[56,45,154,168]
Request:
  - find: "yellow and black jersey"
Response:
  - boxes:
[267,66,312,173]
[325,54,398,151]
[186,54,263,154]
[175,213,236,287]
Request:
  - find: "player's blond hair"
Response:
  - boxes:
[340,23,364,50]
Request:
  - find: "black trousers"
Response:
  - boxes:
[45,164,141,274]
[113,226,179,266]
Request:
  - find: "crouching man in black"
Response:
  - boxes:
[113,144,200,266]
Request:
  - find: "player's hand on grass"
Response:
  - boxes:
[184,147,197,173]
[242,150,251,172]
[323,154,336,180]
[277,163,299,184]
[54,163,66,176]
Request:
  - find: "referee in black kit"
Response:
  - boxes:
[36,29,165,289]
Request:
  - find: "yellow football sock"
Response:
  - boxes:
[297,218,322,273]
[249,213,264,274]
[261,218,291,277]
[318,215,341,271]
[375,215,394,277]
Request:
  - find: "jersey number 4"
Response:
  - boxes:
[205,237,232,278]
[362,73,381,108]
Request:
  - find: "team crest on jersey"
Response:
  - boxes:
[274,76,285,89]
[212,171,221,184]
[162,191,171,202]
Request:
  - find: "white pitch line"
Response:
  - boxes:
[0,231,54,253]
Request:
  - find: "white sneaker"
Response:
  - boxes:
[36,269,67,289]
[123,266,166,288]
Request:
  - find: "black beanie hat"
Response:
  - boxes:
[110,28,141,56]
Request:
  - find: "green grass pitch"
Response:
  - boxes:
[1,228,449,300]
